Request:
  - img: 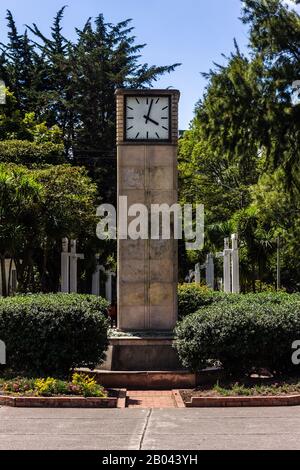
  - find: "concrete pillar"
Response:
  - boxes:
[92,263,101,296]
[69,240,78,293]
[206,253,214,289]
[195,263,201,284]
[69,240,84,293]
[231,233,240,293]
[61,238,69,293]
[116,89,180,332]
[223,238,231,293]
[105,272,113,304]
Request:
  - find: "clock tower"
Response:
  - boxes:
[116,88,180,337]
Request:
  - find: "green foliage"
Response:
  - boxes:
[0,8,180,206]
[0,140,64,165]
[0,294,109,375]
[0,90,64,144]
[0,163,98,293]
[0,373,107,397]
[174,293,300,374]
[177,283,226,319]
[71,373,106,398]
[178,0,300,290]
[211,380,300,397]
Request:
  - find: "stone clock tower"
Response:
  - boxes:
[116,88,180,332]
[107,89,181,370]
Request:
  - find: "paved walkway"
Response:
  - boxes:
[1,406,300,450]
[127,390,177,408]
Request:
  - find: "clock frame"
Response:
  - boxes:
[115,89,179,146]
[124,94,172,143]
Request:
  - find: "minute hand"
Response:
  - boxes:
[145,99,154,123]
[143,115,159,126]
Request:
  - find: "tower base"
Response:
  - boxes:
[99,332,183,371]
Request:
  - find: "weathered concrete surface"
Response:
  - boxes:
[0,407,147,450]
[100,337,183,371]
[117,142,178,332]
[1,406,300,450]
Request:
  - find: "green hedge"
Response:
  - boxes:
[174,293,300,375]
[177,283,227,319]
[0,294,109,376]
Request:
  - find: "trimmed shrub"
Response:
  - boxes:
[174,294,300,375]
[177,283,226,319]
[0,294,109,376]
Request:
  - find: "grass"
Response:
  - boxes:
[212,381,300,397]
[180,376,300,402]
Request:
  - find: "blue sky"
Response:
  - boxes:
[0,0,298,128]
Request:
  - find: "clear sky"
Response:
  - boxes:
[0,0,298,129]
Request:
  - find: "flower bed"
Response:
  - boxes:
[180,377,300,407]
[0,373,123,408]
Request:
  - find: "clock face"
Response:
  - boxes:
[125,95,170,141]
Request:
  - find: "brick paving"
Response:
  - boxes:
[126,390,177,408]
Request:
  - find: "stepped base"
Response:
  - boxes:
[78,368,224,390]
[99,332,182,371]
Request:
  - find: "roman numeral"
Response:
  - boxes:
[135,98,140,104]
[135,132,140,139]
[155,98,160,103]
[162,126,168,130]
[127,117,134,119]
[127,106,133,110]
[161,117,168,119]
[127,126,133,130]
[162,106,168,110]
[155,132,160,138]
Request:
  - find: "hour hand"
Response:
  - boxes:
[143,115,159,126]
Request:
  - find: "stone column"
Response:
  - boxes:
[69,240,84,294]
[231,233,240,293]
[61,238,69,293]
[116,89,180,331]
[105,272,113,304]
[206,253,214,289]
[195,263,201,284]
[92,261,101,296]
[223,238,231,293]
[69,240,78,293]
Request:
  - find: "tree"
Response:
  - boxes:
[0,164,43,296]
[179,51,261,265]
[10,8,180,204]
[0,163,99,293]
[178,0,300,290]
[241,0,300,191]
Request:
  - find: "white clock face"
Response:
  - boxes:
[125,96,170,141]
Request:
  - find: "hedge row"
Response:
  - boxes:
[0,294,109,376]
[174,293,300,375]
[177,284,226,319]
[177,283,300,319]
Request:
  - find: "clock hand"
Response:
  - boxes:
[143,115,159,126]
[145,99,154,123]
